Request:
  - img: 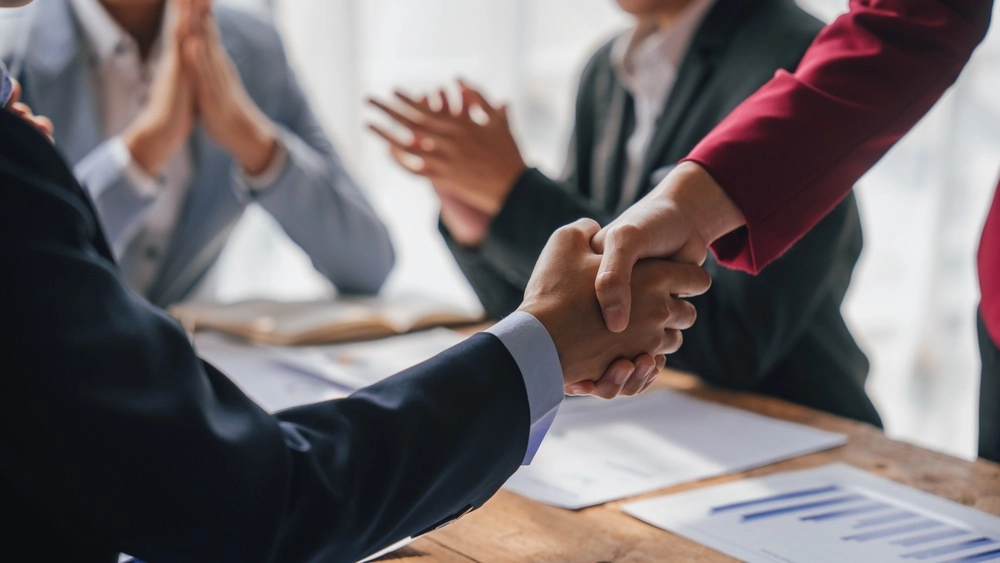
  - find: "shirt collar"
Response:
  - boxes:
[611,0,717,94]
[68,0,169,67]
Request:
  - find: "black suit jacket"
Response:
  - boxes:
[445,0,880,426]
[0,109,532,561]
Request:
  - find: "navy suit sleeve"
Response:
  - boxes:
[0,112,530,563]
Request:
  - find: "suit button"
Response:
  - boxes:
[145,247,160,261]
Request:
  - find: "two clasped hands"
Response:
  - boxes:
[122,0,279,178]
[369,82,747,399]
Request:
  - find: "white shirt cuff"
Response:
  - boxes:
[486,311,563,465]
[109,136,161,199]
[237,139,288,192]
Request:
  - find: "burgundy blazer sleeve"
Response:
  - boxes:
[684,0,993,273]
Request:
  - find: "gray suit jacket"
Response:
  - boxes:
[445,0,881,426]
[16,1,394,307]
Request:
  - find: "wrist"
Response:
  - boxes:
[487,162,527,215]
[122,120,173,176]
[662,161,746,246]
[230,112,278,176]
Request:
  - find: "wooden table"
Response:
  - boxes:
[384,371,1000,562]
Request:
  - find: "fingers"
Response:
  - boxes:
[588,352,660,400]
[185,35,211,93]
[551,218,602,253]
[638,355,666,394]
[367,97,438,137]
[9,78,21,106]
[458,79,499,120]
[458,82,473,119]
[367,123,432,157]
[437,89,451,115]
[594,224,648,333]
[9,102,55,138]
[172,0,191,44]
[635,260,712,302]
[369,125,441,176]
[565,380,596,397]
[659,328,684,356]
[391,92,456,135]
[621,354,657,396]
[30,114,54,137]
[589,358,636,400]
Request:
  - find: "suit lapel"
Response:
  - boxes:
[594,82,633,211]
[633,0,752,200]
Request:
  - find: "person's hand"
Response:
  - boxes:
[367,80,527,218]
[591,161,746,333]
[183,0,277,175]
[5,79,54,142]
[437,191,493,248]
[519,219,711,399]
[121,0,198,176]
[369,88,504,248]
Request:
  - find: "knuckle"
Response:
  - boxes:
[662,329,684,355]
[594,271,623,293]
[692,266,712,291]
[611,223,641,246]
[677,300,698,329]
[554,222,579,238]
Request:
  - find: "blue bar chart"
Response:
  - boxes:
[624,464,1000,563]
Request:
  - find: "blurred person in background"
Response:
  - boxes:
[370,0,881,426]
[8,0,395,308]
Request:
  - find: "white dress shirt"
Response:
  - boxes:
[68,0,285,295]
[610,0,716,211]
[487,311,565,464]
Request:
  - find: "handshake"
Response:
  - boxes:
[519,219,711,399]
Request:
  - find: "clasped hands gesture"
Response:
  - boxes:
[368,82,740,399]
[123,0,277,178]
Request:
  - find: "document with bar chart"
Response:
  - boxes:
[503,390,845,509]
[623,463,1000,563]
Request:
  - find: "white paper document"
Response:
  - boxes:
[267,328,466,390]
[624,463,1000,563]
[193,329,465,412]
[503,390,846,509]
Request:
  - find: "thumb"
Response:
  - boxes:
[555,218,602,250]
[594,224,645,333]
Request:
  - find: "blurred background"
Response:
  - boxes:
[8,0,1000,459]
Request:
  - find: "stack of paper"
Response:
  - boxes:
[193,328,465,412]
[503,390,847,508]
[624,463,1000,563]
